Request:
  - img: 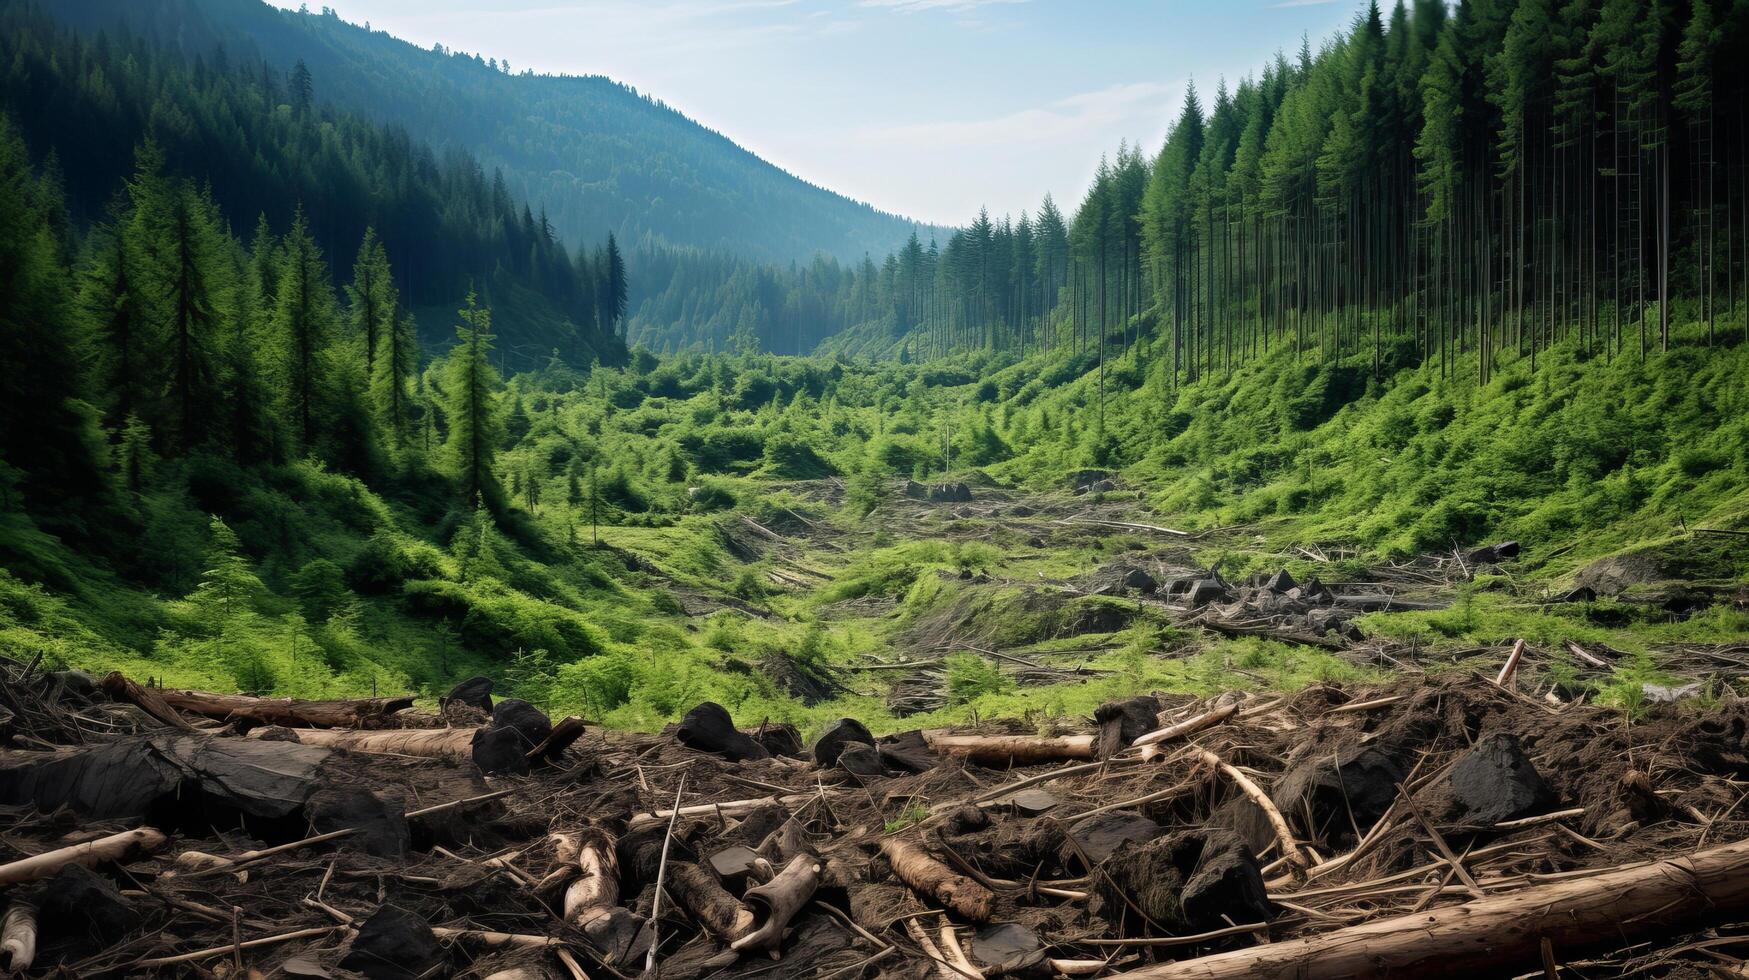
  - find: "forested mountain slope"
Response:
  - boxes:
[43,0,937,264]
[0,1,626,366]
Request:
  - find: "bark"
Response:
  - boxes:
[98,673,200,731]
[1,902,35,973]
[0,827,168,886]
[730,853,821,952]
[668,863,755,941]
[562,827,619,927]
[265,726,476,761]
[880,838,994,922]
[528,715,587,762]
[1114,836,1749,979]
[923,733,1096,767]
[153,688,414,729]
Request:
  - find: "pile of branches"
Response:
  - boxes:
[5,657,1749,978]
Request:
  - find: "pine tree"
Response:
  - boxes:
[346,227,397,377]
[372,309,420,456]
[442,292,505,506]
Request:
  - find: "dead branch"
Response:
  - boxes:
[0,827,168,886]
[1,902,35,973]
[98,673,200,731]
[1195,749,1307,872]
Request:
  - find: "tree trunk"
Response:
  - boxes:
[922,733,1095,767]
[0,828,168,887]
[1113,836,1749,980]
[154,689,415,729]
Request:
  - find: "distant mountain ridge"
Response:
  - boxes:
[47,0,942,264]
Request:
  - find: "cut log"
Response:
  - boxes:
[152,688,415,729]
[256,725,529,774]
[668,862,755,941]
[1,902,35,973]
[923,733,1096,767]
[0,828,168,886]
[1113,836,1749,980]
[97,673,200,731]
[880,838,993,922]
[730,853,821,952]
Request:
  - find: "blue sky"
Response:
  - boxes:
[279,0,1362,227]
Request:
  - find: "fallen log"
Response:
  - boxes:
[880,838,993,922]
[153,688,415,729]
[255,725,529,774]
[730,853,821,952]
[1113,835,1749,979]
[923,732,1096,767]
[98,673,200,731]
[1,902,35,973]
[0,827,168,886]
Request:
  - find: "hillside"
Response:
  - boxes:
[43,0,940,265]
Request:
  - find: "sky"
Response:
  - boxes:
[274,0,1362,227]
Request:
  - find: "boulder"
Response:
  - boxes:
[929,482,973,503]
[1271,745,1404,848]
[1262,569,1297,594]
[1094,694,1163,758]
[677,702,769,761]
[811,718,876,767]
[307,786,411,858]
[1185,579,1231,607]
[971,923,1048,973]
[1449,733,1557,824]
[1095,830,1271,936]
[442,675,494,713]
[339,906,442,980]
[490,698,553,748]
[902,479,929,499]
[747,722,804,758]
[1466,541,1521,565]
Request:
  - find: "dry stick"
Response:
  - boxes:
[0,828,168,887]
[1495,638,1528,688]
[905,918,974,980]
[965,758,1141,807]
[938,923,984,980]
[1072,921,1272,947]
[554,947,591,980]
[1403,792,1485,899]
[1195,749,1307,872]
[1115,836,1749,980]
[643,774,687,976]
[1132,703,1239,750]
[132,926,345,968]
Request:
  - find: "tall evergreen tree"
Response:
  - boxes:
[442,292,505,507]
[273,207,338,453]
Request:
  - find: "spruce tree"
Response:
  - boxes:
[442,292,506,507]
[273,207,338,453]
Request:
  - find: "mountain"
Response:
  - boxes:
[46,0,941,265]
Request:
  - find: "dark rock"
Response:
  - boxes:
[470,724,532,774]
[1027,535,1046,548]
[1263,569,1297,594]
[307,786,410,858]
[1556,585,1598,603]
[1271,745,1404,848]
[1450,733,1556,825]
[442,675,494,712]
[38,864,139,951]
[1064,810,1164,866]
[339,906,442,980]
[1094,830,1270,936]
[1185,579,1230,607]
[836,743,890,778]
[929,482,973,503]
[747,722,804,757]
[811,717,876,767]
[677,702,769,761]
[1068,469,1112,492]
[903,479,929,499]
[971,923,1047,974]
[490,698,553,747]
[1287,578,1335,606]
[1466,541,1521,565]
[1119,566,1158,594]
[1095,694,1163,758]
[876,730,940,773]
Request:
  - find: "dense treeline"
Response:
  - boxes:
[0,1,627,362]
[43,0,939,265]
[659,0,1747,377]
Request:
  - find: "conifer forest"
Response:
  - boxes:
[0,0,1747,976]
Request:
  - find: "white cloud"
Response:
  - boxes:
[851,80,1174,150]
